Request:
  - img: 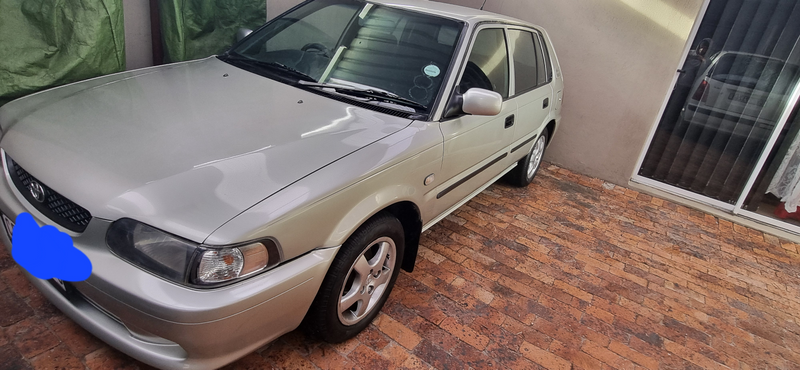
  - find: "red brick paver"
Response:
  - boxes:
[2,164,800,369]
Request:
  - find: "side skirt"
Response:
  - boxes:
[422,162,518,232]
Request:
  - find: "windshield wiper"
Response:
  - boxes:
[219,52,317,82]
[298,81,427,111]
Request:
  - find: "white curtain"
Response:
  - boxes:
[768,132,800,211]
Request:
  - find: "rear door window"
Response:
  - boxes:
[508,30,539,94]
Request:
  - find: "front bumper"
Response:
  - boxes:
[0,166,339,369]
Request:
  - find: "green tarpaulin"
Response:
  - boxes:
[158,0,266,63]
[0,0,125,106]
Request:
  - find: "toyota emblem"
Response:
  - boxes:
[28,181,46,203]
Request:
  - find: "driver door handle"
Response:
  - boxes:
[505,115,515,129]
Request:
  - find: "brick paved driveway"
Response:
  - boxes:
[2,164,800,369]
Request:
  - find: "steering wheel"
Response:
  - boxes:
[459,61,494,92]
[301,42,331,58]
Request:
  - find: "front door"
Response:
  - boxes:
[435,26,517,214]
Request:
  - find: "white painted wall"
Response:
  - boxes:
[437,0,704,185]
[122,0,153,70]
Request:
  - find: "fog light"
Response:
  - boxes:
[195,243,269,284]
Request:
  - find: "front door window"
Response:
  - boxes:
[458,28,509,98]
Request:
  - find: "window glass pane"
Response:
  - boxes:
[231,0,463,111]
[535,35,549,85]
[328,6,462,107]
[265,4,359,52]
[638,0,800,205]
[540,34,553,82]
[460,28,509,98]
[508,30,538,93]
[711,54,798,93]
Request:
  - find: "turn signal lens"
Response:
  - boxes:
[240,243,268,275]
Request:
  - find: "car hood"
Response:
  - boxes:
[0,57,413,242]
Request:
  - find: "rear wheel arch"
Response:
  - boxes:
[544,119,557,147]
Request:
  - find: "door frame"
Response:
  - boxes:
[629,0,710,197]
[733,81,800,233]
[629,0,800,235]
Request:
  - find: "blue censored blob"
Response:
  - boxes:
[11,213,92,281]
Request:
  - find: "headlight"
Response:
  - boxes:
[106,219,281,287]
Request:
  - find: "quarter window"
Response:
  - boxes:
[539,34,553,83]
[459,28,509,98]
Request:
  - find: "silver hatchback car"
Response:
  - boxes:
[683,51,800,143]
[0,0,562,368]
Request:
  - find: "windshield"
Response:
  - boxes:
[225,0,463,113]
[711,53,800,94]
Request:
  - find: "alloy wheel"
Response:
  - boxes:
[337,236,396,326]
[527,135,547,180]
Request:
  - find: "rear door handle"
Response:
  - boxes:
[505,114,515,128]
[543,98,550,109]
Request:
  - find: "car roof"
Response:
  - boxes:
[369,0,537,28]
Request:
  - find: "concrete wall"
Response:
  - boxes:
[122,0,153,70]
[437,0,705,185]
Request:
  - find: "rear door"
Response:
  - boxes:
[506,28,553,161]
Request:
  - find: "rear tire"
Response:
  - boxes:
[303,213,405,343]
[507,130,548,187]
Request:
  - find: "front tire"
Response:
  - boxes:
[303,213,405,343]
[507,130,548,187]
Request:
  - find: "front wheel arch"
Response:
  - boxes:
[302,212,405,343]
[385,202,422,273]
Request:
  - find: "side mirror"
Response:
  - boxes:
[462,88,503,116]
[236,28,253,42]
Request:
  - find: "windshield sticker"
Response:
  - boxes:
[424,64,441,78]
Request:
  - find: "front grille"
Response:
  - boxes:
[5,155,92,232]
